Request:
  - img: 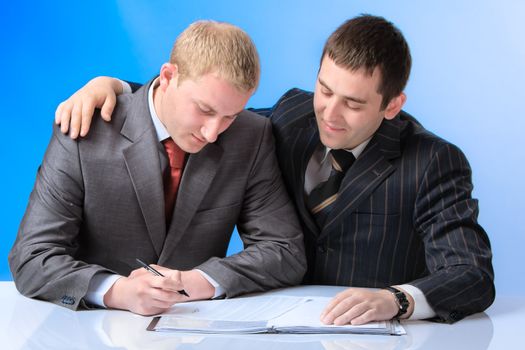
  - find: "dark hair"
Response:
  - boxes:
[321,14,411,109]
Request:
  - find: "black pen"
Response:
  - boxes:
[135,258,189,297]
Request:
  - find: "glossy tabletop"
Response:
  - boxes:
[0,282,522,349]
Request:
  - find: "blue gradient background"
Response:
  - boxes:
[1,1,524,297]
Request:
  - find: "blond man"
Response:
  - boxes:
[9,20,306,315]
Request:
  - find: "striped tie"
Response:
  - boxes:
[307,149,355,227]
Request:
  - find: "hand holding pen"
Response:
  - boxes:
[136,258,189,297]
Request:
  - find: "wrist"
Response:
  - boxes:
[384,286,411,319]
[395,286,415,318]
[181,270,215,300]
[88,76,123,95]
[103,276,127,310]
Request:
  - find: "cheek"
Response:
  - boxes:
[341,111,365,131]
[179,108,203,130]
[313,95,324,115]
[342,112,379,136]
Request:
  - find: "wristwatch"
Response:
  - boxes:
[384,286,409,318]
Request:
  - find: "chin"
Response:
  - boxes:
[319,135,342,150]
[186,143,207,154]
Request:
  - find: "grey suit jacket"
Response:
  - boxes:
[257,89,495,323]
[8,80,306,310]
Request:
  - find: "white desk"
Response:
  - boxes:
[0,281,522,349]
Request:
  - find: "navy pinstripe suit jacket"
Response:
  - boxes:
[256,88,495,323]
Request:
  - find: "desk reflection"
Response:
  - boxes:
[7,289,493,350]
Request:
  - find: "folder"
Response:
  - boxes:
[147,295,405,335]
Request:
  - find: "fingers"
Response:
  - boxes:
[129,267,150,278]
[126,274,186,315]
[148,285,185,305]
[332,301,369,325]
[320,289,399,325]
[55,101,65,125]
[57,101,72,135]
[54,76,119,139]
[320,289,352,320]
[159,269,187,294]
[69,100,83,139]
[100,92,116,122]
[79,98,97,137]
[321,292,359,325]
[350,309,377,325]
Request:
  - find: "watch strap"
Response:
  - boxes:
[384,286,409,318]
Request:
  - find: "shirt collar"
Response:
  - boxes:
[321,138,372,163]
[147,77,171,142]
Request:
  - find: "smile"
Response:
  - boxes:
[322,120,345,132]
[192,134,206,143]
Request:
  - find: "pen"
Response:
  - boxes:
[135,258,189,297]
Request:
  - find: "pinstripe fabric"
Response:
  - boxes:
[258,88,495,323]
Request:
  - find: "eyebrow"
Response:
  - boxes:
[197,100,243,118]
[318,78,367,105]
[197,101,217,114]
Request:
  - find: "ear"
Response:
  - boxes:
[384,93,407,120]
[158,63,178,91]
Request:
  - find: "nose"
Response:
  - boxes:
[201,117,222,143]
[323,97,340,122]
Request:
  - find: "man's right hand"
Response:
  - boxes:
[103,267,187,316]
[55,76,122,139]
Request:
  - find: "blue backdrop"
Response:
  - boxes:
[2,1,524,297]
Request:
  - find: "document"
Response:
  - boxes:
[147,295,405,335]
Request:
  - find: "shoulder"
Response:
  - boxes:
[274,88,314,108]
[271,88,314,119]
[229,109,270,131]
[263,88,316,139]
[397,111,455,149]
[394,111,470,168]
[218,109,272,145]
[214,110,276,167]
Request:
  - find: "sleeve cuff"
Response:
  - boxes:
[195,269,224,299]
[119,79,132,94]
[398,284,436,320]
[84,273,122,308]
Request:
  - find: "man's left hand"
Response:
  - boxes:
[152,266,216,301]
[320,288,412,325]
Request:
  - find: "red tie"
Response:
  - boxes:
[162,138,186,226]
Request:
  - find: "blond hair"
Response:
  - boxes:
[169,20,260,92]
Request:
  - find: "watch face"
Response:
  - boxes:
[385,287,409,316]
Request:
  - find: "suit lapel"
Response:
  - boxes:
[319,118,402,238]
[159,143,223,263]
[288,117,320,237]
[121,80,166,256]
[123,138,166,256]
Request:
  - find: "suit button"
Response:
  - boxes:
[317,245,326,253]
[61,295,76,305]
[449,310,463,321]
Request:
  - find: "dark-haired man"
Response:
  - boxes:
[54,15,494,324]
